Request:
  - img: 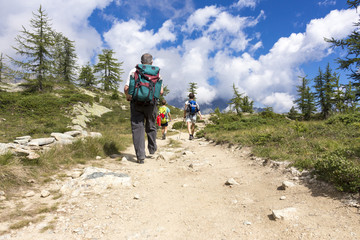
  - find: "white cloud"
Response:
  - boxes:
[0,0,112,65]
[232,0,258,9]
[318,0,336,7]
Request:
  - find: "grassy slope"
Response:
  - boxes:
[197,111,360,193]
[0,87,133,191]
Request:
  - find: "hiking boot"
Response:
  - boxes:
[162,133,166,140]
[137,159,144,164]
[189,134,194,140]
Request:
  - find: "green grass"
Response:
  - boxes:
[200,112,360,193]
[0,89,93,142]
[0,86,133,192]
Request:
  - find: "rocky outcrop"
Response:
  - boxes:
[1,130,103,160]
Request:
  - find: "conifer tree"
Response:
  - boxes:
[188,82,198,97]
[159,85,170,102]
[314,64,336,119]
[294,77,316,120]
[229,83,243,115]
[10,5,54,91]
[52,32,77,83]
[94,49,123,91]
[326,0,360,99]
[240,95,254,113]
[78,63,96,88]
[0,53,11,82]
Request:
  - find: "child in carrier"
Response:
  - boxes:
[158,99,172,139]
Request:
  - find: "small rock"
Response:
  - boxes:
[272,207,297,220]
[89,132,102,138]
[281,181,295,190]
[121,156,128,161]
[182,184,188,187]
[232,199,238,204]
[96,156,102,160]
[243,221,252,225]
[188,163,194,169]
[225,178,239,186]
[27,179,36,183]
[25,191,35,197]
[0,196,6,201]
[41,190,50,198]
[134,194,140,200]
[0,191,5,196]
[70,171,82,179]
[133,181,139,187]
[27,152,40,160]
[110,154,122,159]
[280,196,286,200]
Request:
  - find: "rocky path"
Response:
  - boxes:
[0,124,359,239]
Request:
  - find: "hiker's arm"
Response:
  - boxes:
[160,85,164,95]
[124,85,132,101]
[168,112,172,121]
[198,111,202,120]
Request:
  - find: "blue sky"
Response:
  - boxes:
[0,0,358,112]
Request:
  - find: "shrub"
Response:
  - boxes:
[172,121,186,130]
[315,153,360,193]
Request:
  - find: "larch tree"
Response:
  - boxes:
[10,5,54,91]
[78,63,96,88]
[52,32,77,83]
[294,76,316,120]
[326,0,360,99]
[94,49,123,91]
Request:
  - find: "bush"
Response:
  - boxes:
[172,121,186,130]
[315,153,360,193]
[326,113,360,125]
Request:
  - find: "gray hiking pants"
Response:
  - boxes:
[130,102,158,160]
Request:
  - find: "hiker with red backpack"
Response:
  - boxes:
[184,93,202,140]
[158,99,172,140]
[124,53,163,164]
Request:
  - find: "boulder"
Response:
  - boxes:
[64,131,81,137]
[51,133,75,141]
[28,137,55,146]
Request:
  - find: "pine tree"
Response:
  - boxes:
[188,82,198,97]
[78,63,96,88]
[294,77,316,120]
[0,53,12,82]
[343,81,357,112]
[288,106,299,120]
[325,1,360,99]
[94,49,123,91]
[240,95,254,113]
[314,64,336,119]
[52,32,77,83]
[229,83,243,115]
[159,85,170,102]
[10,5,54,91]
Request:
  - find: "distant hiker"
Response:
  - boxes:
[124,53,163,164]
[158,99,172,140]
[184,93,202,140]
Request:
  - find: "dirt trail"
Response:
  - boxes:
[1,120,359,240]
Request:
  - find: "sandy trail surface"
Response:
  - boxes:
[0,120,359,240]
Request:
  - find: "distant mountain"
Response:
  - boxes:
[168,97,264,114]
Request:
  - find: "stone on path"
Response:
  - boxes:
[25,191,35,198]
[225,178,239,186]
[281,181,295,190]
[40,190,50,198]
[272,207,297,220]
[280,196,287,200]
[50,133,75,141]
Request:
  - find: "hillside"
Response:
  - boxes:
[0,84,359,238]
